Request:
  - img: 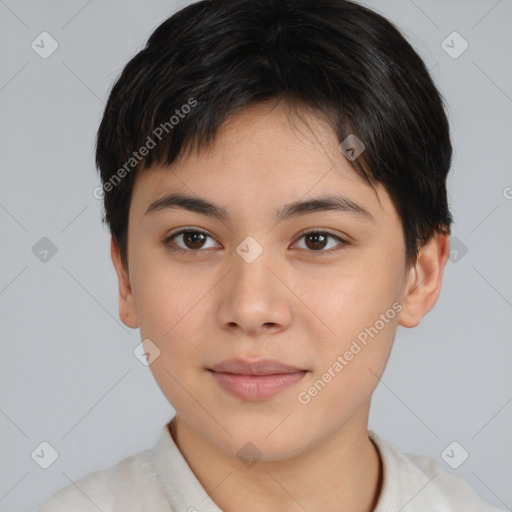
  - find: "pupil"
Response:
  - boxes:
[186,232,205,249]
[307,233,326,250]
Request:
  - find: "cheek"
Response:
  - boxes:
[296,302,399,415]
[298,255,403,399]
[130,255,206,356]
[307,262,401,339]
[133,265,210,409]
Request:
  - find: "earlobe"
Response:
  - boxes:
[110,237,139,329]
[398,232,450,328]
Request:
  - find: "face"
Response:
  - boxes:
[112,101,447,461]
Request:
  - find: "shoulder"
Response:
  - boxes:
[36,448,162,511]
[370,432,505,512]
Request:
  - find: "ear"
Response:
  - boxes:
[398,232,450,328]
[110,237,139,329]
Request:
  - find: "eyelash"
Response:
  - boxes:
[163,228,349,255]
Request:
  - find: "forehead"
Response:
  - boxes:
[130,101,396,224]
[186,101,348,176]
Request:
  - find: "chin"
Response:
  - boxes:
[201,413,314,462]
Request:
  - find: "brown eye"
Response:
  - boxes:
[164,229,218,253]
[294,230,348,253]
[304,232,329,251]
[182,231,207,249]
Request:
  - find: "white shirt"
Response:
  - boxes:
[37,419,504,511]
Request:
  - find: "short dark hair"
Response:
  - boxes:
[95,0,452,269]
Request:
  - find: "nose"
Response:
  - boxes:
[216,243,293,337]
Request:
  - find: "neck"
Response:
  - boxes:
[169,412,383,512]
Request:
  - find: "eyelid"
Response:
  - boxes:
[166,226,212,238]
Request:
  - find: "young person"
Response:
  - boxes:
[38,0,504,510]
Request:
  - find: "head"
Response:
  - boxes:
[96,0,451,460]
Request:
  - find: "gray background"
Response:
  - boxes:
[1,0,511,510]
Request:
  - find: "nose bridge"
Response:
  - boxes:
[217,234,292,333]
[230,234,277,299]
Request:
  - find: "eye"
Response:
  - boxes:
[163,228,219,254]
[293,229,349,253]
[163,228,349,255]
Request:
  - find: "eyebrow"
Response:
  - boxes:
[144,192,374,222]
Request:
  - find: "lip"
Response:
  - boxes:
[210,358,304,375]
[208,358,307,401]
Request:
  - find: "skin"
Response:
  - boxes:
[111,100,450,512]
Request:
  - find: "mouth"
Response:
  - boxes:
[208,358,308,401]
